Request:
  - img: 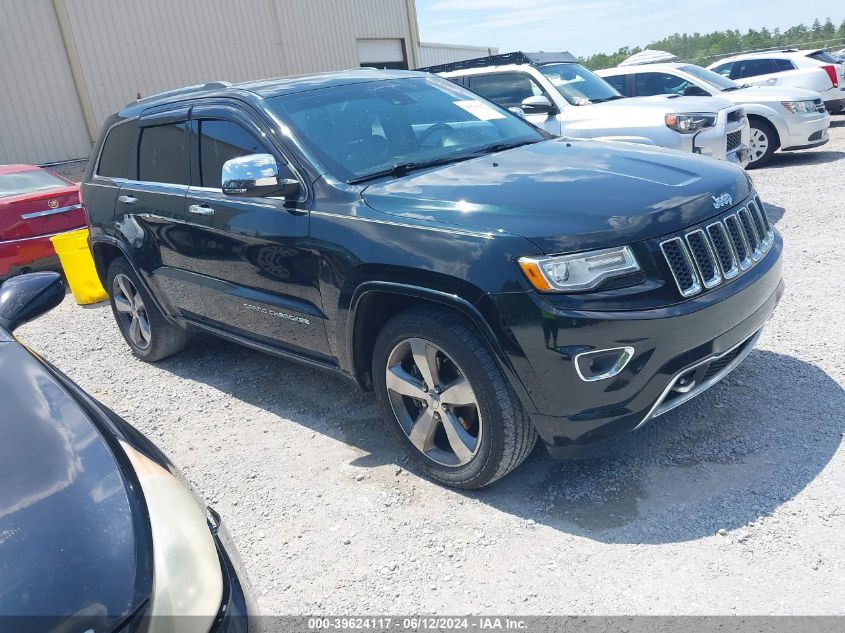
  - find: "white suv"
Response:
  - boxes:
[597,61,831,167]
[707,49,845,114]
[421,52,750,167]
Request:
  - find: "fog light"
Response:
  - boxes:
[574,346,634,382]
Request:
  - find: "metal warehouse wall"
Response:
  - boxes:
[0,1,92,165]
[0,0,421,165]
[417,42,499,68]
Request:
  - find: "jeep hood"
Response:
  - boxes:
[361,138,751,254]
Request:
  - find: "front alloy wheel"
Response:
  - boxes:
[747,119,778,167]
[112,273,151,350]
[385,337,482,467]
[373,307,537,489]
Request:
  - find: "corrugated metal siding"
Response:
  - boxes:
[418,43,498,69]
[0,0,92,164]
[61,0,417,130]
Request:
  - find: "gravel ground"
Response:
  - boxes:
[17,119,845,615]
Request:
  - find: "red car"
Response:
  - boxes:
[0,164,87,280]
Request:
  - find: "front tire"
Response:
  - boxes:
[747,118,779,168]
[107,257,187,362]
[373,307,537,489]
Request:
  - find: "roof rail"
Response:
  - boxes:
[129,81,232,107]
[418,51,577,74]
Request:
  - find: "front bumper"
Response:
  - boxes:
[489,233,783,454]
[781,110,831,151]
[209,508,259,633]
[694,115,750,167]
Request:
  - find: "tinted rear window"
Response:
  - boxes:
[0,170,68,198]
[808,51,838,64]
[138,123,189,185]
[97,122,136,179]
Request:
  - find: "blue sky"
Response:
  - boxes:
[415,0,844,56]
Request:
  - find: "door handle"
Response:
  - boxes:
[118,195,138,204]
[188,204,215,216]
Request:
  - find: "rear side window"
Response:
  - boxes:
[198,120,266,189]
[774,58,796,72]
[138,122,189,185]
[468,72,545,108]
[97,122,136,179]
[711,62,733,78]
[736,58,777,78]
[604,74,630,95]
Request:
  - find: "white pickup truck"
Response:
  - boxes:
[420,51,750,168]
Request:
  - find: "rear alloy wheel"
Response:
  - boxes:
[107,257,187,362]
[747,119,778,168]
[373,307,537,489]
[112,273,152,351]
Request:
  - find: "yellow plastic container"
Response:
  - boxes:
[50,228,109,305]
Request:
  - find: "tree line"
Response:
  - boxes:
[580,17,845,70]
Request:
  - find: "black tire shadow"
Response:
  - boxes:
[828,118,844,128]
[469,349,844,543]
[158,340,843,545]
[760,202,785,225]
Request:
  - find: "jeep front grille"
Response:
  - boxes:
[660,196,774,297]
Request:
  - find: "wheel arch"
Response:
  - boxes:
[746,111,783,149]
[346,282,536,413]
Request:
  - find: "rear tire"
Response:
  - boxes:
[107,257,187,362]
[747,118,779,168]
[372,306,537,489]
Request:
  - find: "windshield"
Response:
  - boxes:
[536,63,622,105]
[0,169,68,199]
[267,76,544,182]
[680,64,740,91]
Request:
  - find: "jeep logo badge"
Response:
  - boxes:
[712,193,732,209]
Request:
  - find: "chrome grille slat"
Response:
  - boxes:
[659,237,701,297]
[660,198,774,298]
[705,222,739,279]
[685,229,721,288]
[738,206,763,261]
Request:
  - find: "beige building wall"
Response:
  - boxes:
[418,42,498,68]
[0,0,494,165]
[0,0,92,164]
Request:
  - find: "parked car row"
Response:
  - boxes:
[421,52,752,167]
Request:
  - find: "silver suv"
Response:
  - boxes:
[421,52,750,167]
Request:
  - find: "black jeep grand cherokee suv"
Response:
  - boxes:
[84,70,783,488]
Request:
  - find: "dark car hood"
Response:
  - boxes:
[0,340,145,628]
[362,138,751,253]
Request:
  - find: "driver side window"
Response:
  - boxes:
[468,72,545,109]
[198,119,268,189]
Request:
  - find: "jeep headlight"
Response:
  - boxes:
[781,100,816,114]
[518,246,640,292]
[665,112,717,133]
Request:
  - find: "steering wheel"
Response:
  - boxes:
[418,122,454,148]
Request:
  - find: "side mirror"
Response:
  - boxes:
[683,85,711,97]
[520,95,555,115]
[0,272,65,332]
[508,106,526,118]
[221,153,300,199]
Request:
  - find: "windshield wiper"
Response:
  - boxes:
[348,139,540,184]
[347,154,476,184]
[591,95,627,103]
[471,138,540,154]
